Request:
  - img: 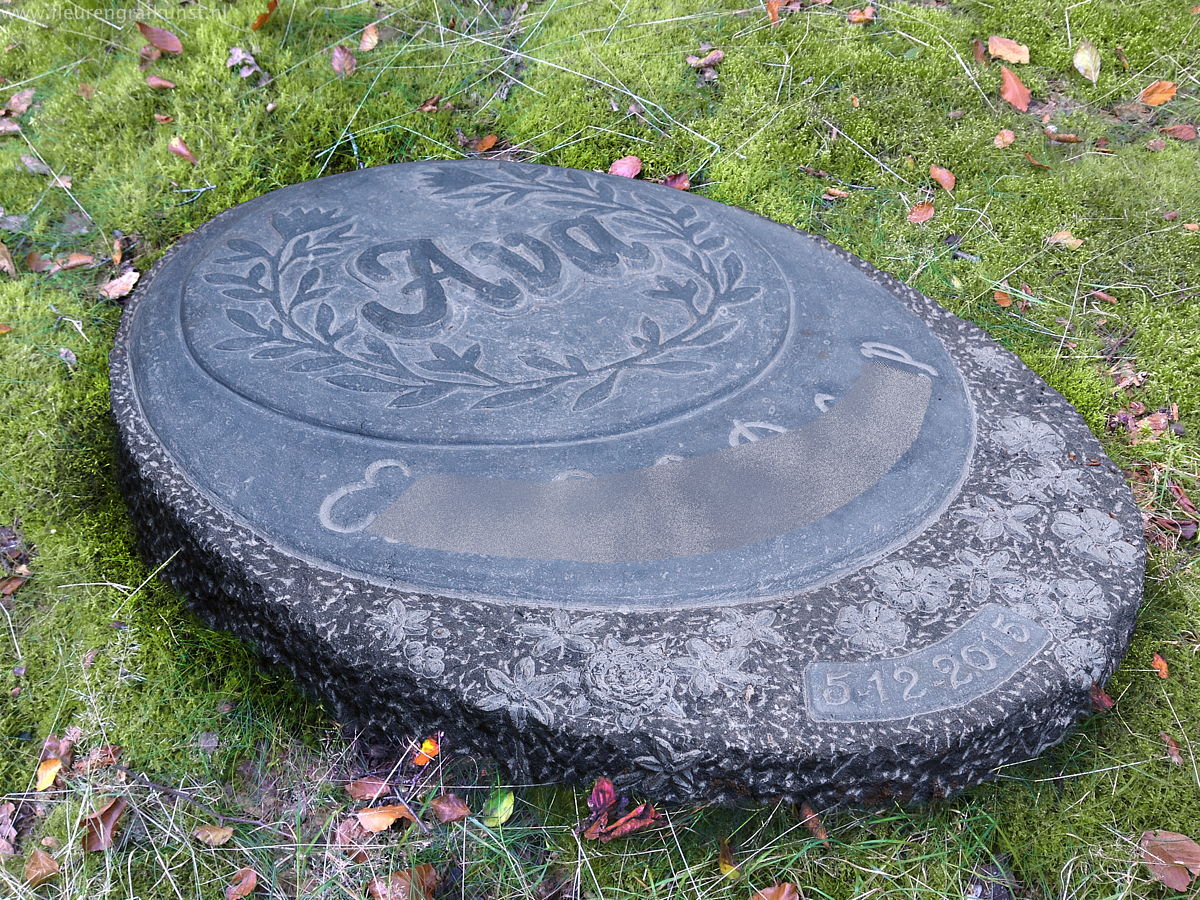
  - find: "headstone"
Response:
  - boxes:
[112,161,1143,805]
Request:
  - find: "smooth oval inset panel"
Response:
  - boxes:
[113,161,1144,806]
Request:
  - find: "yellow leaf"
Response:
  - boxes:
[36,758,61,791]
[1138,81,1177,106]
[988,35,1029,64]
[479,788,515,828]
[719,839,742,879]
[1073,40,1100,83]
[194,824,234,846]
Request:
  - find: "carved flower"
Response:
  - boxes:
[271,206,349,241]
[710,609,784,647]
[404,642,446,678]
[949,549,1023,602]
[1051,509,1140,567]
[1055,578,1110,620]
[518,610,604,659]
[578,637,683,728]
[869,560,953,613]
[834,601,909,653]
[672,639,762,697]
[373,597,429,644]
[999,462,1087,503]
[1056,638,1107,689]
[624,736,704,796]
[477,657,562,728]
[1000,579,1073,639]
[956,495,1038,543]
[990,415,1065,457]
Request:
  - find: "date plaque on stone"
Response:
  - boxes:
[112,161,1143,805]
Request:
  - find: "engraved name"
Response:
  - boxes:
[804,605,1049,723]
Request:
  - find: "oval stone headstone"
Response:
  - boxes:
[112,161,1143,805]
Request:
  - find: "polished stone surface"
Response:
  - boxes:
[112,160,1144,805]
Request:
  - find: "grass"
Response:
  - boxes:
[0,0,1198,897]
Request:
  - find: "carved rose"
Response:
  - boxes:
[579,637,683,726]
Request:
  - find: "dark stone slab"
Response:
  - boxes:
[111,161,1144,805]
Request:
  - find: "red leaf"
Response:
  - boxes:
[474,134,498,152]
[597,802,660,842]
[588,777,619,816]
[750,885,801,900]
[225,866,258,900]
[663,172,692,190]
[331,46,357,78]
[608,156,642,178]
[1090,683,1116,711]
[800,801,829,846]
[146,75,176,90]
[136,22,182,54]
[907,200,934,224]
[1161,123,1197,141]
[251,0,278,31]
[168,136,197,164]
[987,35,1029,65]
[81,796,127,851]
[1140,831,1200,892]
[999,66,1031,111]
[929,164,956,191]
[429,793,470,823]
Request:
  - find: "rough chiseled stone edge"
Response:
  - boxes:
[108,162,1145,807]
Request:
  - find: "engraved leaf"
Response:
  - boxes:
[520,354,572,373]
[721,252,744,288]
[221,288,269,302]
[472,384,557,409]
[637,359,712,373]
[298,267,321,294]
[565,355,589,374]
[285,355,343,372]
[226,239,269,257]
[639,317,662,345]
[204,273,252,285]
[247,262,267,284]
[416,359,469,373]
[721,285,762,306]
[327,374,405,392]
[388,385,450,408]
[361,335,400,365]
[225,308,267,334]
[573,371,619,411]
[251,345,305,359]
[685,320,739,347]
[213,337,267,350]
[430,342,459,361]
[315,302,335,337]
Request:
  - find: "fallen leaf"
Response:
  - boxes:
[333,815,370,862]
[331,46,357,78]
[24,848,59,887]
[0,242,14,276]
[168,136,197,164]
[663,172,691,190]
[588,777,619,817]
[800,801,830,846]
[138,45,161,69]
[907,200,934,224]
[0,802,15,857]
[1140,831,1200,891]
[685,49,724,68]
[596,801,659,842]
[473,134,498,153]
[20,154,50,175]
[993,128,1015,148]
[929,164,955,191]
[1185,223,1200,232]
[479,788,515,828]
[1000,66,1031,111]
[822,187,850,200]
[1047,230,1083,250]
[346,776,391,801]
[750,885,801,900]
[988,35,1029,64]
[608,155,642,178]
[194,824,234,846]
[35,758,61,791]
[1024,152,1050,169]
[1151,652,1169,678]
[154,113,173,123]
[971,38,987,66]
[1146,137,1167,151]
[430,793,470,823]
[719,839,742,878]
[100,269,140,298]
[227,47,262,78]
[73,745,121,774]
[26,252,53,273]
[847,6,876,24]
[226,866,258,900]
[1089,289,1117,304]
[251,0,278,31]
[417,95,441,112]
[1045,128,1082,143]
[1161,733,1183,766]
[367,864,440,900]
[5,88,34,116]
[81,796,127,851]
[413,736,440,766]
[146,75,175,90]
[765,0,783,25]
[1090,683,1116,711]
[1073,40,1100,83]
[0,122,22,136]
[78,83,95,99]
[360,24,380,51]
[137,22,183,54]
[1139,81,1177,106]
[1161,124,1197,141]
[356,803,417,833]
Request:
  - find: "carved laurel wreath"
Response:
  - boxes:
[203,169,764,412]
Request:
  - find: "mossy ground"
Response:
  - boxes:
[0,0,1197,897]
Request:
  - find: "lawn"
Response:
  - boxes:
[0,0,1198,897]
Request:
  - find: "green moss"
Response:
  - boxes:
[1,0,1198,896]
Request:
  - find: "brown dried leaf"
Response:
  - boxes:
[346,776,391,801]
[360,23,380,51]
[1000,66,1031,111]
[81,796,127,851]
[251,0,278,31]
[929,164,955,191]
[847,6,876,24]
[597,802,659,842]
[1073,40,1100,83]
[367,864,440,900]
[27,252,53,273]
[333,815,371,862]
[685,49,724,69]
[800,801,830,846]
[988,36,1029,64]
[993,128,1015,148]
[417,95,441,112]
[20,154,50,175]
[1046,129,1082,143]
[1151,652,1170,678]
[146,75,175,90]
[137,21,182,54]
[822,187,849,200]
[99,269,140,299]
[24,848,59,887]
[719,838,741,878]
[5,88,34,117]
[194,824,234,846]
[73,745,121,774]
[1046,230,1083,250]
[750,884,801,900]
[226,866,258,900]
[138,45,161,70]
[1161,123,1197,141]
[663,172,691,190]
[1160,733,1184,766]
[608,155,642,178]
[331,46,357,78]
[1090,683,1115,711]
[0,121,23,136]
[1147,137,1166,152]
[430,793,470,823]
[1140,831,1200,891]
[1138,81,1177,106]
[1024,152,1050,169]
[356,803,417,833]
[168,136,197,164]
[971,38,987,66]
[474,134,498,153]
[907,200,934,224]
[765,1,783,25]
[0,242,15,277]
[154,113,173,124]
[78,83,95,99]
[0,802,15,858]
